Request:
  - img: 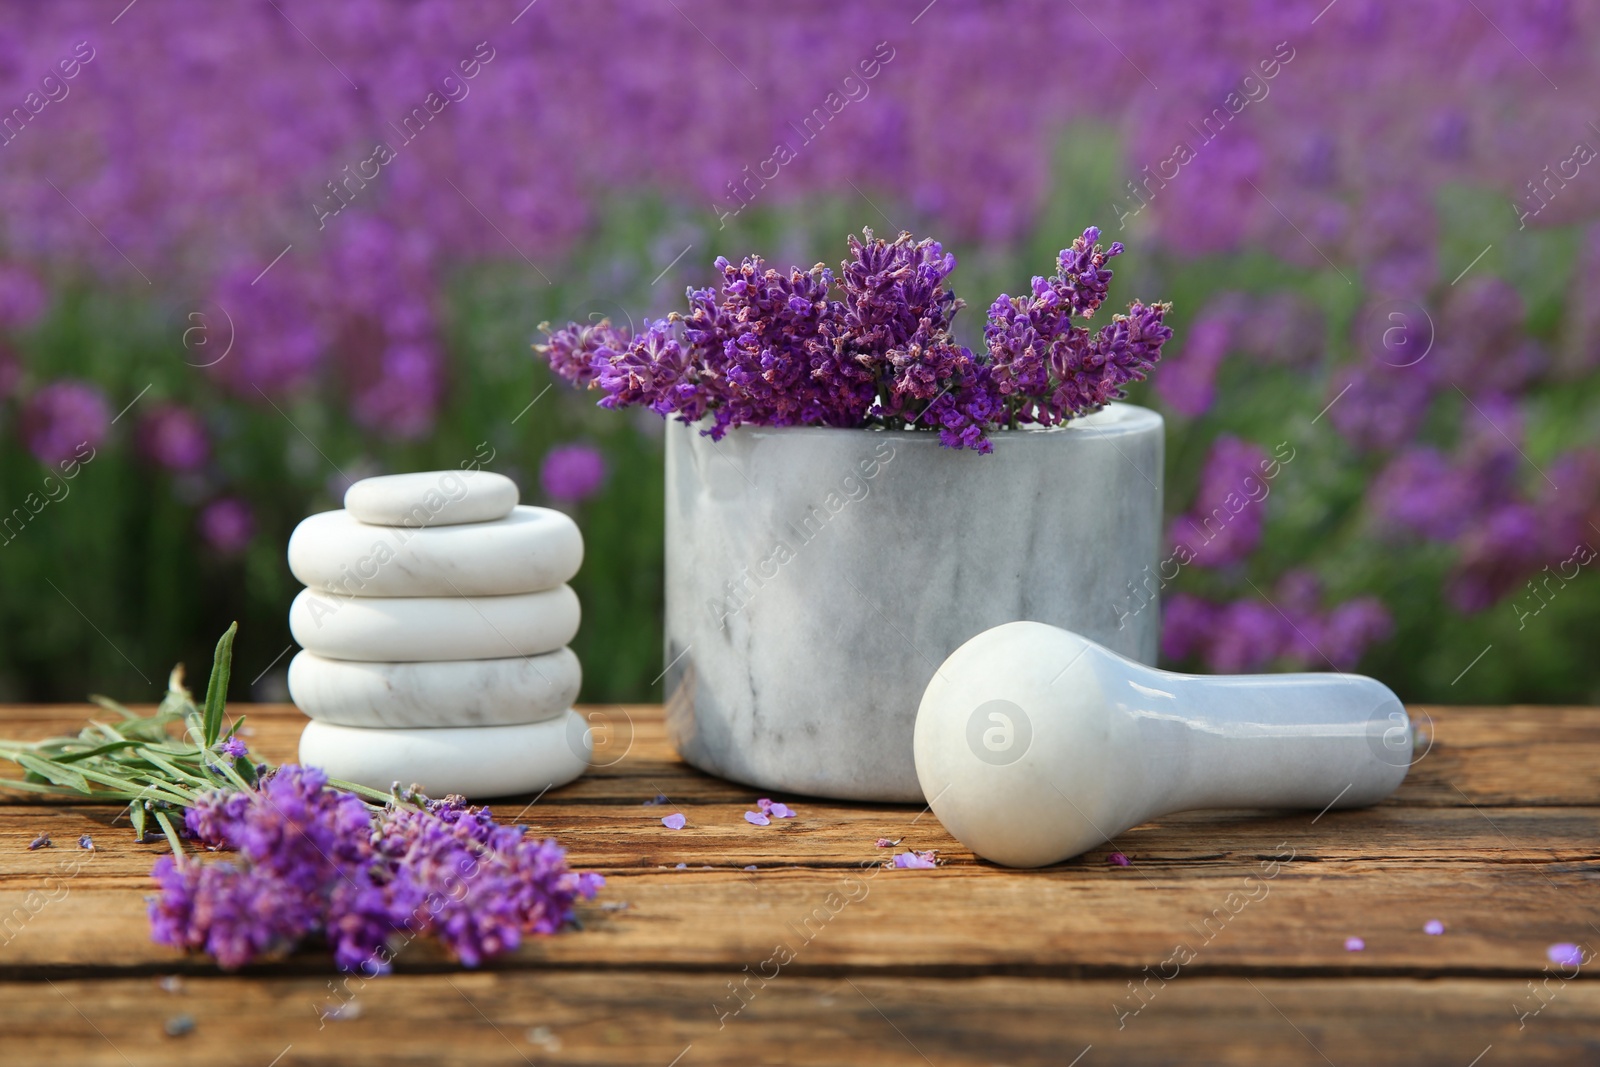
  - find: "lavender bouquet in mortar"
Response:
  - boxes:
[0,626,601,972]
[537,227,1176,804]
[536,227,1171,452]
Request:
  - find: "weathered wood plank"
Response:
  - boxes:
[3,972,1595,1066]
[2,837,1594,976]
[4,703,1598,808]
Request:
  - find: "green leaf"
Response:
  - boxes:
[201,622,238,749]
[130,801,147,841]
[153,810,185,857]
[14,753,89,794]
[53,739,142,764]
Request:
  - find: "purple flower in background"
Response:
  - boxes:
[0,264,47,331]
[1320,597,1393,670]
[1369,448,1478,542]
[198,498,254,555]
[1169,436,1271,568]
[1160,593,1218,662]
[138,403,210,472]
[1327,366,1435,454]
[1447,503,1546,612]
[540,443,607,503]
[20,380,109,467]
[1154,312,1232,417]
[1205,600,1286,673]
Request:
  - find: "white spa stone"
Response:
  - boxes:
[344,469,518,527]
[288,648,581,728]
[289,585,580,662]
[298,710,591,798]
[288,506,583,597]
[914,621,1413,868]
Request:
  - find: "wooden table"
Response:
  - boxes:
[1,703,1597,1065]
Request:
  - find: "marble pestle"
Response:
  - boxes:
[914,621,1414,868]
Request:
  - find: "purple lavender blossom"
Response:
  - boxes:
[1446,503,1546,612]
[1167,436,1271,568]
[1368,448,1479,542]
[218,737,248,759]
[536,318,631,391]
[535,228,1171,452]
[1154,313,1232,417]
[1205,600,1287,673]
[540,443,608,503]
[138,403,210,473]
[1160,593,1218,663]
[198,498,254,555]
[0,264,47,331]
[152,766,602,971]
[20,380,109,467]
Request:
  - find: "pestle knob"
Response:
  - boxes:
[913,621,1413,868]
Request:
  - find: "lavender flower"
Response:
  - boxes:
[535,227,1171,452]
[540,443,608,503]
[1167,436,1271,568]
[138,403,210,473]
[535,318,630,390]
[0,264,47,331]
[20,380,109,467]
[151,766,602,972]
[198,498,254,555]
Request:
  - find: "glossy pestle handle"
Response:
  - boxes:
[913,621,1414,868]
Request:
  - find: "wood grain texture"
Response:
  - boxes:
[0,702,1595,1065]
[3,973,1596,1066]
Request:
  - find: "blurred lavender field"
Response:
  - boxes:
[0,0,1595,704]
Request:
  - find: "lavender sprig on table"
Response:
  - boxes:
[536,226,1171,453]
[0,624,601,971]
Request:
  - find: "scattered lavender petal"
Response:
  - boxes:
[164,1013,195,1037]
[675,863,687,869]
[661,813,687,830]
[744,811,771,826]
[643,794,669,806]
[744,865,758,872]
[78,835,95,851]
[893,850,938,869]
[27,833,49,850]
[1424,919,1445,936]
[1345,936,1365,952]
[875,838,896,848]
[1106,852,1130,867]
[158,975,184,994]
[1548,942,1584,967]
[756,798,773,813]
[769,803,795,819]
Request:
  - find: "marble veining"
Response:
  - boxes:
[288,506,583,597]
[299,711,591,798]
[288,648,580,728]
[289,585,580,662]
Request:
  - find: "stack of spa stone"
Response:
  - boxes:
[286,470,590,798]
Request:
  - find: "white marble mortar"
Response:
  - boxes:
[663,402,1164,802]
